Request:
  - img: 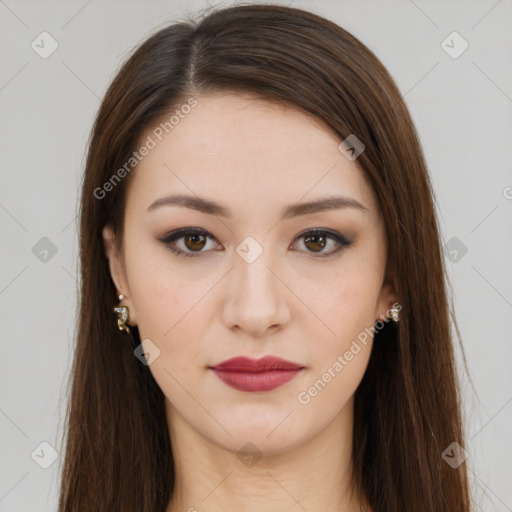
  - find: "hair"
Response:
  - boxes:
[58,3,474,511]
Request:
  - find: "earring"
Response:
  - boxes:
[113,294,131,334]
[389,307,400,323]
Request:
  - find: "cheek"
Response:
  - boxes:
[124,240,214,369]
[297,256,382,371]
[294,277,377,415]
[122,238,173,337]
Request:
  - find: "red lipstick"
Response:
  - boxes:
[210,356,304,392]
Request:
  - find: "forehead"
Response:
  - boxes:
[126,92,379,219]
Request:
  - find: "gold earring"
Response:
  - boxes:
[113,294,131,334]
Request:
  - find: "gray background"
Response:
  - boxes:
[0,0,511,510]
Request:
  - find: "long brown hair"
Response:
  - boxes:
[58,3,474,510]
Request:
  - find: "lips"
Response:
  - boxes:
[210,356,305,392]
[212,355,303,372]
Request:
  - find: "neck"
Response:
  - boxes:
[165,395,371,512]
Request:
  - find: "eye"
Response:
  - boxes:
[158,228,353,258]
[158,228,220,258]
[291,229,353,257]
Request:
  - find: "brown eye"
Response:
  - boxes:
[293,229,353,257]
[183,233,207,252]
[159,228,219,258]
[303,233,327,253]
[160,227,353,259]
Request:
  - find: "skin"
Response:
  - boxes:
[103,91,397,511]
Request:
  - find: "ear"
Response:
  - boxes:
[375,270,399,323]
[102,224,137,326]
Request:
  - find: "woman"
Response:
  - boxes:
[58,3,473,511]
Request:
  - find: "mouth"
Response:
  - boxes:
[209,355,305,392]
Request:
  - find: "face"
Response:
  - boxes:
[103,91,397,456]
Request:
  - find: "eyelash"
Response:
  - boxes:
[158,227,353,259]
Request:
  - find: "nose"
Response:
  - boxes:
[220,248,291,337]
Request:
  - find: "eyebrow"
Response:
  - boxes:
[147,193,368,218]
